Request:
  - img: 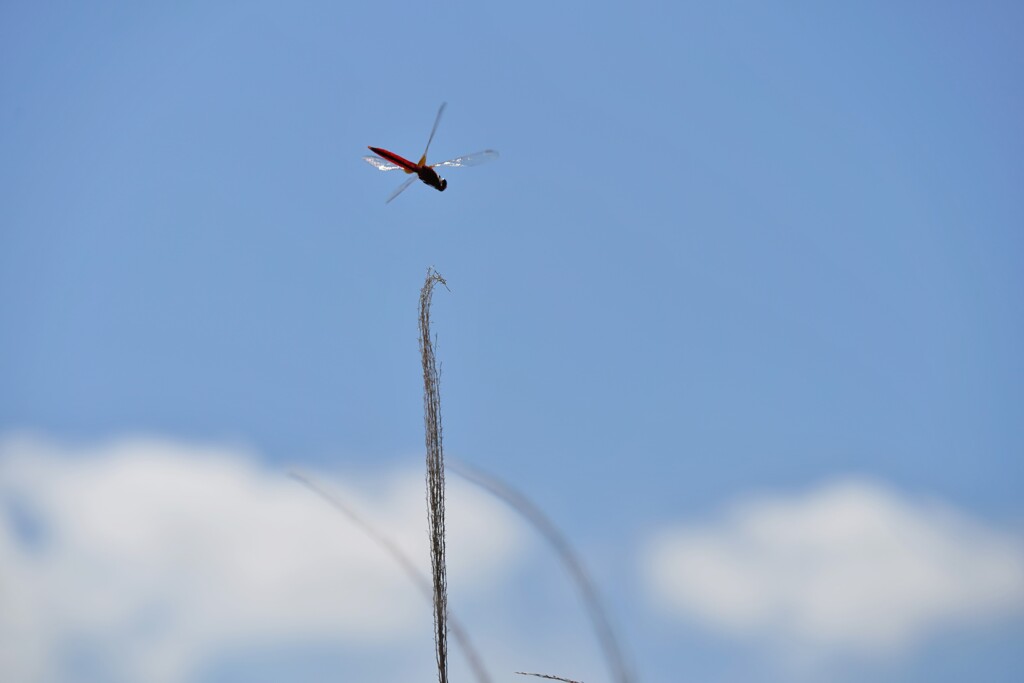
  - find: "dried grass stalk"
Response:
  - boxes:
[452,460,633,683]
[516,672,584,683]
[420,267,450,683]
[289,471,492,683]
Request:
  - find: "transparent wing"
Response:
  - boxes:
[363,155,403,172]
[385,176,417,204]
[432,149,500,169]
[421,102,447,161]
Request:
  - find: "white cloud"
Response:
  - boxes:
[643,478,1024,656]
[0,435,527,683]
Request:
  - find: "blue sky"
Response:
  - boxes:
[1,3,1022,683]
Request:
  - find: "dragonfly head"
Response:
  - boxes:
[438,178,448,191]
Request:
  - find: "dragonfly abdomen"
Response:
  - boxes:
[367,146,418,173]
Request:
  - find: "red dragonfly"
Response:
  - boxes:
[364,102,498,203]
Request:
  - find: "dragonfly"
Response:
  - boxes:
[363,102,498,203]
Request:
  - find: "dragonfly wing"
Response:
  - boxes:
[363,155,403,172]
[421,102,447,162]
[432,149,500,168]
[385,176,418,204]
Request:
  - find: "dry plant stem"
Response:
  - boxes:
[420,268,450,683]
[289,471,493,683]
[451,460,634,683]
[516,673,584,683]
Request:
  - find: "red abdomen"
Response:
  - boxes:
[368,147,418,172]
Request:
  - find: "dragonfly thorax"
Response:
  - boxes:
[417,165,447,192]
